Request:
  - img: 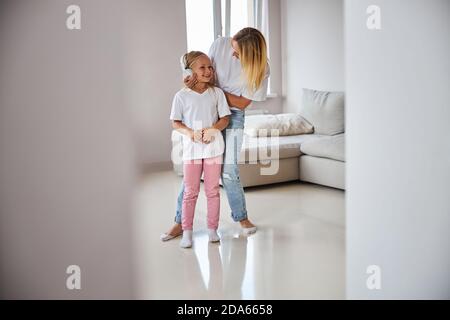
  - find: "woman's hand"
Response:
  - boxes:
[184,73,198,89]
[202,128,219,144]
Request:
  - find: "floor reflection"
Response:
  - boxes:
[220,233,248,299]
[183,230,251,299]
[134,171,345,299]
[183,228,278,299]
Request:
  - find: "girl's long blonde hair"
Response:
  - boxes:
[233,27,268,93]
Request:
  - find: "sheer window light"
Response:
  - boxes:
[185,0,215,54]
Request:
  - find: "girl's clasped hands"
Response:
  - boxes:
[190,127,219,144]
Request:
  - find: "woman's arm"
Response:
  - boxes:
[212,115,230,131]
[224,92,252,110]
[172,120,202,142]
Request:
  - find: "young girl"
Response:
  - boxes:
[169,51,231,248]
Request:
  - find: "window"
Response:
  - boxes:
[228,0,252,37]
[185,0,268,52]
[185,0,215,54]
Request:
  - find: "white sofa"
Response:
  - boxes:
[240,131,345,189]
[171,130,345,190]
[172,88,346,190]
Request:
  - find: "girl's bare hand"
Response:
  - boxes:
[193,129,203,142]
[202,128,219,143]
[187,129,195,141]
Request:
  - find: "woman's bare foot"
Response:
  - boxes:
[239,219,257,235]
[160,223,183,241]
[239,219,255,228]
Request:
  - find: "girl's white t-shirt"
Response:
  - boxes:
[170,87,231,161]
[208,36,270,110]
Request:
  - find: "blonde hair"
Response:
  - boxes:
[181,51,215,88]
[182,51,206,70]
[233,27,268,93]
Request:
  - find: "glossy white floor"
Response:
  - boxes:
[132,169,345,299]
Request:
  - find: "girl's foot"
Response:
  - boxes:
[208,229,220,243]
[180,230,193,248]
[160,223,183,241]
[239,219,257,235]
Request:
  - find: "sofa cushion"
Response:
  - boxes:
[301,88,345,135]
[300,133,345,162]
[244,113,313,137]
[241,133,324,162]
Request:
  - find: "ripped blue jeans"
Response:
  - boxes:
[175,109,248,223]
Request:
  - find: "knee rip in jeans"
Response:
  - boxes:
[222,173,239,181]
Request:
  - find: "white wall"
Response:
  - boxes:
[124,0,187,168]
[0,0,135,298]
[345,0,450,299]
[281,0,344,113]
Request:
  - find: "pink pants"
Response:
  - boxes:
[182,156,222,231]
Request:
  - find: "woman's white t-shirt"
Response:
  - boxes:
[208,36,270,110]
[170,86,231,161]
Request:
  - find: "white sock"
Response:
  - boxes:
[180,230,193,248]
[208,229,220,243]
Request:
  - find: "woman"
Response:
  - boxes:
[162,27,270,241]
